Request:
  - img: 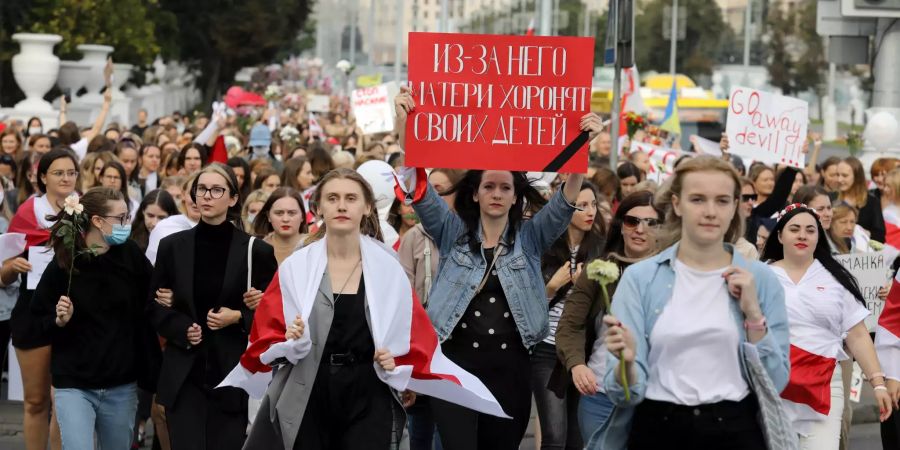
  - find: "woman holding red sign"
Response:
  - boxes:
[393,86,604,449]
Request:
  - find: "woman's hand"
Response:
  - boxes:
[7,257,32,275]
[206,307,241,330]
[875,387,894,422]
[374,348,396,371]
[603,315,635,364]
[547,263,573,297]
[55,296,73,327]
[285,315,305,340]
[243,288,263,310]
[571,364,599,396]
[879,286,889,302]
[394,86,415,126]
[155,288,173,307]
[401,390,416,408]
[723,266,763,320]
[580,113,605,141]
[186,323,202,346]
[888,379,900,410]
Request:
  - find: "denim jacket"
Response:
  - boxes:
[596,243,790,449]
[412,182,576,348]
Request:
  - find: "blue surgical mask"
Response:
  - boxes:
[104,223,131,245]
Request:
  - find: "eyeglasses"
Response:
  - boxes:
[195,186,228,199]
[741,194,758,202]
[622,215,661,230]
[102,214,131,226]
[49,170,78,179]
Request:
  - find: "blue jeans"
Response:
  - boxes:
[578,390,615,449]
[407,395,442,450]
[55,382,138,450]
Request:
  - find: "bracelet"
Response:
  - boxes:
[874,385,888,392]
[744,316,767,331]
[870,372,886,380]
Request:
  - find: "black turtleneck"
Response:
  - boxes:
[194,220,233,323]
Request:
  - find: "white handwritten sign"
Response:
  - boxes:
[307,95,330,113]
[726,87,808,168]
[351,84,394,135]
[836,251,895,331]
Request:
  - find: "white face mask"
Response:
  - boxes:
[252,146,269,156]
[28,127,42,136]
[247,213,257,224]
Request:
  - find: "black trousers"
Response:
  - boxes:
[294,362,394,450]
[882,407,900,450]
[431,348,531,450]
[628,396,767,450]
[166,381,246,450]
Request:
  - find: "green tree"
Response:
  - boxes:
[27,0,160,65]
[159,0,313,107]
[765,0,825,96]
[632,0,735,79]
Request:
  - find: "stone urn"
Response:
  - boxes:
[57,61,90,98]
[11,33,63,111]
[111,63,133,99]
[77,44,114,101]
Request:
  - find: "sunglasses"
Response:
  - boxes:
[622,215,661,229]
[742,194,758,202]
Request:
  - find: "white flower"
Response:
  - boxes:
[279,125,300,141]
[264,84,281,99]
[586,259,620,286]
[63,194,83,216]
[336,59,352,74]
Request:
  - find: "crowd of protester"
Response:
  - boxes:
[0,70,898,450]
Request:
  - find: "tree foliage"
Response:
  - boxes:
[765,0,825,96]
[158,0,313,107]
[27,0,161,65]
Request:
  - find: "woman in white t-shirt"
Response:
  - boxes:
[600,156,791,450]
[760,203,893,449]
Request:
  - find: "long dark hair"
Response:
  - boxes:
[760,205,865,305]
[227,156,253,201]
[603,190,663,257]
[47,187,124,271]
[130,189,179,251]
[543,182,607,301]
[190,163,244,231]
[448,170,546,250]
[251,187,308,237]
[100,160,130,211]
[177,143,208,171]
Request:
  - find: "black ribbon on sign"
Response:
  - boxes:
[542,131,590,172]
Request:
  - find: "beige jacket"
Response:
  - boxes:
[397,224,440,305]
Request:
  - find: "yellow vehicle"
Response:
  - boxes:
[591,72,728,149]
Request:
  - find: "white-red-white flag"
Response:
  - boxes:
[219,236,509,418]
[876,270,900,382]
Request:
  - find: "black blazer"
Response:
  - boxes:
[148,225,277,410]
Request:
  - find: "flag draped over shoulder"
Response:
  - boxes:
[876,270,900,382]
[219,236,509,418]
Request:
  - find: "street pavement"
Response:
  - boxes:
[0,397,887,450]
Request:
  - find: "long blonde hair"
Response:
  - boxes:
[304,168,383,245]
[661,155,744,249]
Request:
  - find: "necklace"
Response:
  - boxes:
[332,258,362,303]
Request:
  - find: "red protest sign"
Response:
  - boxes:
[405,32,595,173]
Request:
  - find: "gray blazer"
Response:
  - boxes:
[243,273,406,450]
